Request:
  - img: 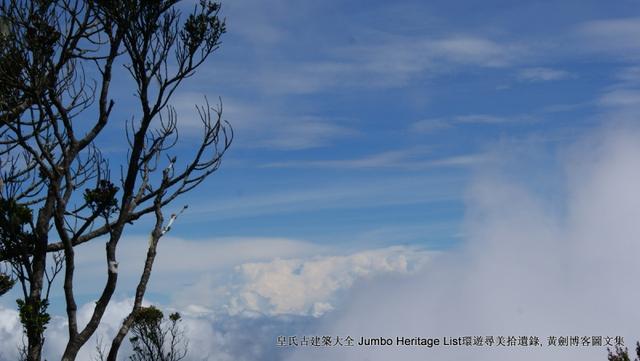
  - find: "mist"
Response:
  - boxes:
[288,125,640,361]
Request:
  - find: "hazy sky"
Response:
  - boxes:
[2,0,640,360]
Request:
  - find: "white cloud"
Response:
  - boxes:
[262,149,422,169]
[261,147,493,170]
[0,298,238,361]
[453,114,536,124]
[187,174,463,219]
[170,246,434,318]
[409,113,536,135]
[233,34,525,95]
[430,36,521,68]
[286,124,640,361]
[599,89,640,107]
[614,66,640,84]
[576,17,640,58]
[595,69,640,123]
[0,307,21,361]
[0,299,138,361]
[427,154,494,167]
[517,67,571,82]
[220,246,434,317]
[256,116,355,150]
[0,246,434,360]
[170,93,356,150]
[410,118,451,133]
[1,296,307,361]
[70,237,327,296]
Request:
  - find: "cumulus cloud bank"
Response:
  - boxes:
[169,246,433,318]
[221,246,433,317]
[288,125,640,361]
[0,246,432,360]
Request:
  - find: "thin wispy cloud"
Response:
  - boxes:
[170,93,357,150]
[410,113,537,134]
[262,148,493,170]
[454,114,535,124]
[541,102,592,113]
[186,175,464,220]
[576,17,640,58]
[517,67,572,82]
[228,34,527,95]
[429,36,523,67]
[613,66,640,84]
[409,118,451,133]
[262,149,422,169]
[257,116,357,150]
[599,89,640,107]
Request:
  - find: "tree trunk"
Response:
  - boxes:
[26,195,55,361]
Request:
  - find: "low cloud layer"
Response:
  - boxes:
[216,246,433,317]
[0,246,432,360]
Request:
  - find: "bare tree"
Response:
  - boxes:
[0,1,231,360]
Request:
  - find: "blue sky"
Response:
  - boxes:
[153,0,630,246]
[3,1,640,360]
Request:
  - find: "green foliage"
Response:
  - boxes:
[24,9,60,60]
[84,180,119,216]
[16,298,51,337]
[168,312,180,323]
[0,47,24,116]
[181,0,226,55]
[0,272,14,296]
[0,198,35,262]
[133,305,164,329]
[129,306,187,361]
[608,342,640,361]
[0,198,33,229]
[0,14,24,117]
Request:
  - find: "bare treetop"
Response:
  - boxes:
[0,1,232,360]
